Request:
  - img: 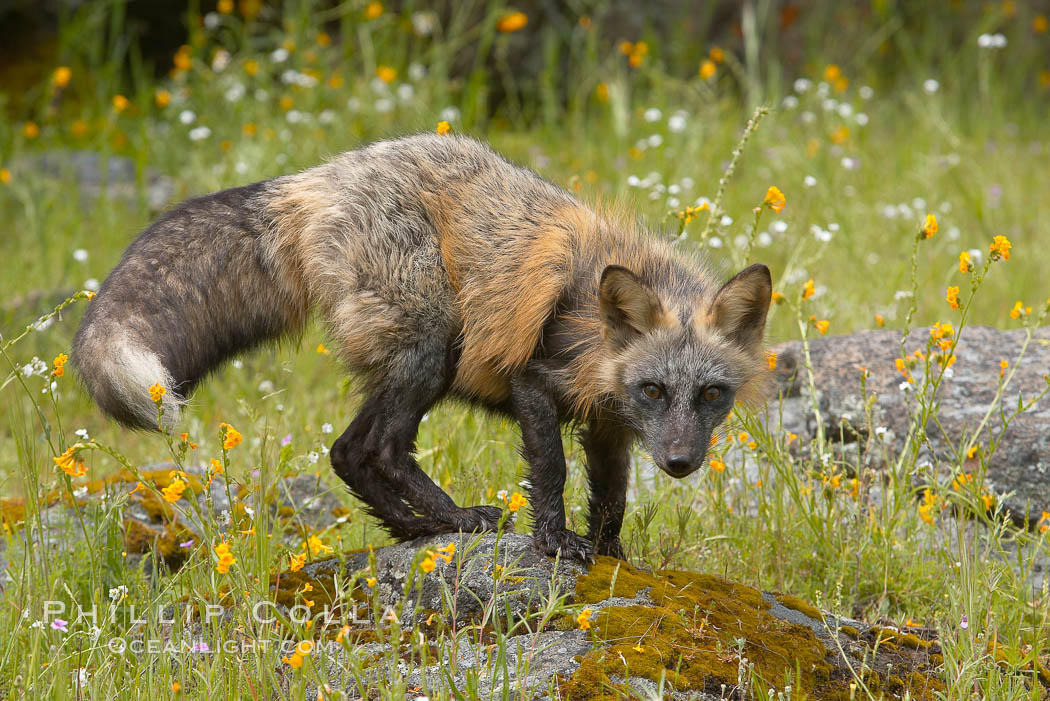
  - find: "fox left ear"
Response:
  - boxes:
[709,264,772,350]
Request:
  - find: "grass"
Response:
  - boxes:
[2,1,1050,697]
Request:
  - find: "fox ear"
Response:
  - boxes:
[599,266,665,349]
[709,263,772,350]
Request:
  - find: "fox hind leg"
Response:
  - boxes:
[329,341,501,539]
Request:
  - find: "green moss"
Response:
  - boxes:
[776,594,824,621]
[565,557,833,698]
[871,626,932,650]
[0,498,25,530]
[573,557,660,603]
[122,518,194,568]
[563,559,952,699]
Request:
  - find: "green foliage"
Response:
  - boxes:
[2,0,1050,698]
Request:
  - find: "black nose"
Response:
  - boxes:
[666,456,692,475]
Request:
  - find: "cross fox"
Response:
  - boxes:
[73,134,772,561]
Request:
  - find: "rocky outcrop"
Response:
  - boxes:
[769,325,1050,522]
[272,533,945,698]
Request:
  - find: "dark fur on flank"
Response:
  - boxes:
[73,134,773,561]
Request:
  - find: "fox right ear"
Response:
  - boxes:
[708,263,772,350]
[599,266,665,349]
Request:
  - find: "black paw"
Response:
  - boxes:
[534,528,595,563]
[594,536,625,560]
[452,505,503,533]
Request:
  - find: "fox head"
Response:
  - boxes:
[599,263,772,478]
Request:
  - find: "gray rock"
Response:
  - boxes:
[769,325,1050,523]
[14,150,175,211]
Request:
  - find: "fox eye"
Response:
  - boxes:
[641,383,663,400]
[702,387,722,402]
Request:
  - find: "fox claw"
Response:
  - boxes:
[534,528,595,563]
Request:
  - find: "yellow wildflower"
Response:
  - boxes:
[824,64,841,82]
[366,576,377,587]
[946,286,960,310]
[52,353,68,378]
[958,251,971,273]
[497,11,528,33]
[802,279,815,300]
[420,554,436,573]
[289,551,306,572]
[24,122,39,139]
[766,352,777,371]
[54,445,88,478]
[709,47,725,63]
[112,95,130,113]
[921,214,937,239]
[1040,511,1050,533]
[999,359,1009,377]
[173,45,192,71]
[577,608,592,630]
[215,541,236,573]
[52,66,72,88]
[814,319,829,335]
[930,321,954,340]
[1035,14,1049,33]
[244,59,259,76]
[919,489,938,525]
[148,382,166,403]
[967,445,979,459]
[771,290,785,305]
[830,125,849,144]
[375,65,397,84]
[307,534,333,555]
[708,459,725,472]
[989,235,1011,261]
[162,479,187,504]
[436,120,452,135]
[436,542,456,563]
[874,314,885,327]
[220,423,242,449]
[0,168,10,184]
[699,60,717,80]
[1009,301,1030,319]
[764,185,786,213]
[364,1,383,19]
[508,492,528,512]
[218,0,233,12]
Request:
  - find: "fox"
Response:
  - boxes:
[72,133,773,562]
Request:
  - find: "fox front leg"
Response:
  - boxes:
[581,416,632,559]
[510,372,594,562]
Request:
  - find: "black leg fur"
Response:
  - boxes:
[510,371,594,562]
[581,416,632,559]
[330,340,501,540]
